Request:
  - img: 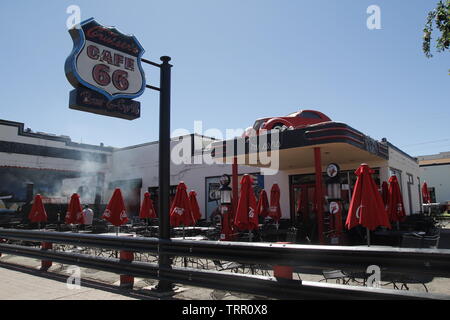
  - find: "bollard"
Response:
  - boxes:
[41,242,53,271]
[119,250,134,289]
[273,242,294,280]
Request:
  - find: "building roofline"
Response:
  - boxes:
[115,133,217,151]
[382,139,418,163]
[0,119,114,152]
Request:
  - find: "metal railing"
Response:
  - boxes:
[0,228,449,300]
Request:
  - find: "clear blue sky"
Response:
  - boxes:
[0,0,448,156]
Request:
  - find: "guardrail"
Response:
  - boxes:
[0,228,449,300]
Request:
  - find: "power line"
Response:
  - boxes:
[400,138,450,148]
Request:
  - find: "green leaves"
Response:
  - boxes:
[422,0,449,59]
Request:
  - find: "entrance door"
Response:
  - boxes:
[291,184,316,224]
[291,183,320,242]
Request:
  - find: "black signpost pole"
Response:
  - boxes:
[156,56,173,292]
[65,19,175,294]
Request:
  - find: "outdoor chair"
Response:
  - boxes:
[422,234,440,249]
[400,233,424,248]
[320,269,352,285]
[386,232,440,292]
[213,260,242,273]
[212,259,271,276]
[285,227,298,243]
[396,274,432,292]
[400,231,440,249]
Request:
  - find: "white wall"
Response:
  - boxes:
[0,120,112,203]
[387,146,421,214]
[421,164,450,204]
[110,138,258,218]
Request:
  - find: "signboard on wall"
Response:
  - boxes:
[205,173,264,221]
[65,18,146,120]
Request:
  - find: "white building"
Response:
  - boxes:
[0,118,422,230]
[418,152,450,205]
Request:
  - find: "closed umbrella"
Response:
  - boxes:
[386,175,406,224]
[381,181,389,208]
[65,193,85,230]
[422,182,431,215]
[256,189,270,218]
[28,194,47,228]
[269,184,282,228]
[189,191,202,223]
[422,182,431,204]
[345,164,391,246]
[139,192,157,219]
[234,175,258,240]
[102,188,128,234]
[139,192,156,232]
[170,182,195,227]
[170,182,194,268]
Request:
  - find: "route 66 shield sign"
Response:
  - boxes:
[65,18,146,101]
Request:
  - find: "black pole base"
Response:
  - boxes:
[145,282,181,298]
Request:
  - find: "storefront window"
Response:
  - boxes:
[289,168,380,241]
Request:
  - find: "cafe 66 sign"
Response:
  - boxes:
[65,18,146,120]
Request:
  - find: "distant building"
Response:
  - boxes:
[418,152,450,205]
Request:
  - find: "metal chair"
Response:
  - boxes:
[212,260,242,273]
[320,269,352,285]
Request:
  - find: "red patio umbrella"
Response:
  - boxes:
[256,189,270,218]
[65,193,85,225]
[422,182,431,204]
[345,164,391,246]
[422,182,432,215]
[102,188,128,227]
[381,181,389,208]
[170,182,195,227]
[234,174,258,232]
[269,184,282,224]
[28,194,47,225]
[189,191,202,223]
[139,192,157,219]
[386,175,406,223]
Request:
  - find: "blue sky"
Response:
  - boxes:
[0,0,448,156]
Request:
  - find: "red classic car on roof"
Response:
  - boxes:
[243,110,332,137]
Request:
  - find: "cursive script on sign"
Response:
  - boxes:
[85,25,139,56]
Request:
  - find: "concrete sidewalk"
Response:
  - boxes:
[0,255,259,300]
[0,264,139,300]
